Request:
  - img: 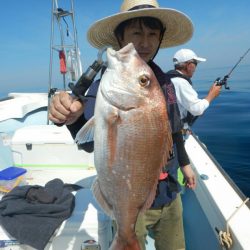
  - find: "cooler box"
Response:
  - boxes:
[10,125,94,169]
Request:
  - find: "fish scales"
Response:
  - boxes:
[76,43,172,250]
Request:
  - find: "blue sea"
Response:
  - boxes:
[192,64,250,198]
[1,65,250,198]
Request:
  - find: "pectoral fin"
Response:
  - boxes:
[75,116,95,144]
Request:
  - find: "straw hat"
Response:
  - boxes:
[87,0,193,50]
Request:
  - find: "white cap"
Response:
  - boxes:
[173,49,206,65]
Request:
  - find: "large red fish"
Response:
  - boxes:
[76,43,172,250]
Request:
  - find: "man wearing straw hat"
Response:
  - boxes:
[49,0,196,249]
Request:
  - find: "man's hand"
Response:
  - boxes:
[205,82,222,103]
[48,91,84,125]
[181,164,196,190]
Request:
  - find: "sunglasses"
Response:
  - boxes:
[188,60,198,66]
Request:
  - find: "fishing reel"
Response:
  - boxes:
[215,75,230,90]
[68,46,108,102]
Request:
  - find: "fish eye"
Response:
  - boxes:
[139,74,150,87]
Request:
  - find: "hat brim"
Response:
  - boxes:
[195,57,206,62]
[87,8,194,50]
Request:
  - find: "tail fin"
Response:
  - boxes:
[109,236,141,250]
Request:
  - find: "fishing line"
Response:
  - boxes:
[215,47,250,89]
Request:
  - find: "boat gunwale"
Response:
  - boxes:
[191,132,250,209]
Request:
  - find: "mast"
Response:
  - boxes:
[47,0,82,124]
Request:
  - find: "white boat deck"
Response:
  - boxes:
[0,168,113,250]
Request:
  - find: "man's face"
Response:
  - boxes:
[185,60,197,78]
[118,21,161,62]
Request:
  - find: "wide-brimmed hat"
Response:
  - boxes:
[173,49,206,65]
[87,0,194,50]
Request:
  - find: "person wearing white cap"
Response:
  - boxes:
[167,48,221,130]
[49,1,196,249]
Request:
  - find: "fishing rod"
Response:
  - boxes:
[215,47,250,89]
[68,46,108,102]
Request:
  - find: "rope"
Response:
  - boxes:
[216,197,249,249]
[217,229,233,249]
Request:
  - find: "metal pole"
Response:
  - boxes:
[71,0,82,78]
[47,0,56,125]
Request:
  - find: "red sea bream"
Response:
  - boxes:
[76,43,172,250]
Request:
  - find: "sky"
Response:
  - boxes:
[0,0,250,95]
